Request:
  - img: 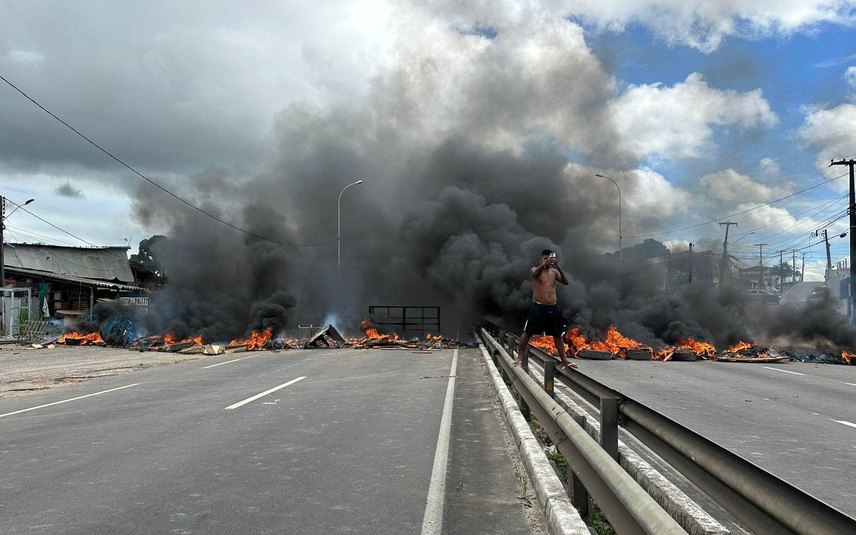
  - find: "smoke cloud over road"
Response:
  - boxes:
[125,2,856,352]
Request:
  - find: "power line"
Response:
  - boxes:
[625,173,846,239]
[8,199,107,250]
[0,73,336,249]
[3,224,80,247]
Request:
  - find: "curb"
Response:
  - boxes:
[477,344,591,535]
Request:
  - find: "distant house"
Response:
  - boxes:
[2,243,147,325]
[665,249,746,288]
[738,265,780,292]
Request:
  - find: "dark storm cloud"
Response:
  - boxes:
[0,0,389,190]
[54,181,84,198]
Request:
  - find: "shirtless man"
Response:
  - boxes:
[514,249,575,369]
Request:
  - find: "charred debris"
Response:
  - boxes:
[56,318,474,354]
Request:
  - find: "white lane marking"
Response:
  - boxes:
[224,377,306,410]
[845,383,856,387]
[202,356,255,369]
[421,349,458,535]
[832,419,856,429]
[0,383,141,419]
[762,366,805,376]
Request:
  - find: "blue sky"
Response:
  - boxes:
[582,19,856,275]
[2,1,856,281]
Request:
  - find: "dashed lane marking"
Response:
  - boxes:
[0,383,141,419]
[202,356,257,369]
[762,366,805,376]
[845,383,856,387]
[224,377,306,410]
[832,419,856,429]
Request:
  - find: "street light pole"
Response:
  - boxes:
[595,174,622,268]
[337,180,363,279]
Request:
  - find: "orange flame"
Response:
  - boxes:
[529,335,559,354]
[59,331,105,345]
[653,348,672,361]
[555,326,653,358]
[163,334,177,345]
[842,351,854,365]
[360,320,398,341]
[229,328,273,350]
[727,341,754,353]
[182,335,204,345]
[675,339,716,358]
[361,320,381,339]
[602,326,651,358]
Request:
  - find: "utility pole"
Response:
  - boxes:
[778,250,784,291]
[754,243,767,291]
[719,221,737,284]
[815,229,832,272]
[830,158,856,324]
[801,252,805,282]
[688,242,693,284]
[792,250,797,283]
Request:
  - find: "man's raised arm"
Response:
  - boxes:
[552,262,570,285]
[531,262,548,278]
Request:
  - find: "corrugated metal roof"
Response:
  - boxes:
[6,266,146,292]
[3,244,134,283]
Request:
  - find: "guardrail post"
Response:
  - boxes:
[505,332,515,359]
[600,396,619,461]
[569,413,591,518]
[543,359,554,398]
[491,349,499,367]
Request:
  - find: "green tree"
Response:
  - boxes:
[772,261,800,280]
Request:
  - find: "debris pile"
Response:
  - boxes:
[711,342,789,363]
[525,327,847,364]
[347,320,471,349]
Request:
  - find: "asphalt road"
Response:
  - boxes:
[0,348,539,535]
[562,358,856,516]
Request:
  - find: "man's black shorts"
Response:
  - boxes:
[523,302,567,337]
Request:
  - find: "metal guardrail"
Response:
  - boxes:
[481,322,856,535]
[479,326,686,535]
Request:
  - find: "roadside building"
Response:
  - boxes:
[738,265,780,292]
[665,249,746,288]
[1,243,147,330]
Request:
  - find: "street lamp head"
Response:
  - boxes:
[355,180,363,185]
[595,173,608,178]
[24,199,34,206]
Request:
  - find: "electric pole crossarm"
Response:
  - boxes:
[830,159,856,324]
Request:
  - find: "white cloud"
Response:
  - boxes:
[612,73,778,161]
[7,50,45,64]
[846,66,856,93]
[732,203,828,237]
[699,169,773,201]
[798,103,856,181]
[567,0,856,52]
[368,4,616,155]
[627,167,693,215]
[759,157,781,177]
